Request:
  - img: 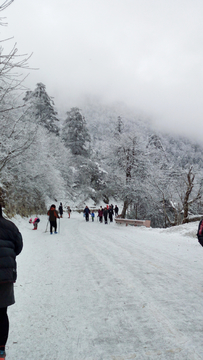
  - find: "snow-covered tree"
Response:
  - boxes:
[0,1,35,176]
[62,107,91,157]
[162,167,202,225]
[106,121,147,217]
[23,83,60,135]
[1,123,72,216]
[114,116,124,137]
[0,95,38,173]
[147,143,203,227]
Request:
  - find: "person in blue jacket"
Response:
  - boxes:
[0,204,23,359]
[91,210,95,222]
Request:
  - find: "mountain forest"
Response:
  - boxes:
[0,0,203,227]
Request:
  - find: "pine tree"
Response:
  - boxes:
[62,107,91,157]
[23,83,59,135]
[114,116,124,137]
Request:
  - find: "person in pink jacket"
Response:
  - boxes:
[32,217,40,230]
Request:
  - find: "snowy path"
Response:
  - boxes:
[7,213,203,360]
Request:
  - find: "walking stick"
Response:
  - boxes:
[58,218,60,234]
[45,219,49,233]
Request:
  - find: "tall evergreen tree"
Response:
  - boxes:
[23,83,59,135]
[114,116,124,137]
[62,107,91,157]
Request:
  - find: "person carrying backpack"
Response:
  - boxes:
[47,205,60,234]
[197,219,203,247]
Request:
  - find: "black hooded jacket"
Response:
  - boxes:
[0,217,23,283]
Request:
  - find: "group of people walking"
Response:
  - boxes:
[84,204,119,224]
[29,202,119,235]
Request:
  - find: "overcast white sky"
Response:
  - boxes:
[1,0,203,141]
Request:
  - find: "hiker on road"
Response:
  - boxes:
[47,204,60,234]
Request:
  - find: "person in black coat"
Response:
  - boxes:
[58,202,63,218]
[103,207,108,224]
[0,204,23,358]
[108,205,114,222]
[114,205,119,217]
[84,206,90,222]
[197,219,203,247]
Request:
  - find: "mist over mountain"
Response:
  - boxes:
[1,81,203,228]
[1,0,203,227]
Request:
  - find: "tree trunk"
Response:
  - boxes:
[121,199,129,218]
[182,167,195,224]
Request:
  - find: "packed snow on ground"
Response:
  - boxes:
[5,212,203,360]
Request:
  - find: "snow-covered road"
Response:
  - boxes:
[7,213,203,360]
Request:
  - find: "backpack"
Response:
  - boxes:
[36,218,40,223]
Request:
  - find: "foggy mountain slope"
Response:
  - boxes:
[79,100,203,170]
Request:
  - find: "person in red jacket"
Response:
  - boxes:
[32,217,40,230]
[47,204,60,234]
[98,207,103,223]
